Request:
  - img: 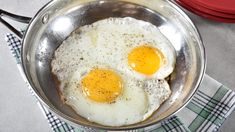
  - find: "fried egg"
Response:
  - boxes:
[61,65,171,126]
[63,66,148,126]
[51,17,175,126]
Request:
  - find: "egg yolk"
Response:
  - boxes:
[128,45,164,75]
[81,68,123,103]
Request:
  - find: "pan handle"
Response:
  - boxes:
[0,9,32,39]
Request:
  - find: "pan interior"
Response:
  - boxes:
[22,0,204,130]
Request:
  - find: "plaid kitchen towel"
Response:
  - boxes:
[5,33,235,132]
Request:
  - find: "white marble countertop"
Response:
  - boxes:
[0,0,234,131]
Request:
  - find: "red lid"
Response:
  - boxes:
[180,0,235,19]
[176,0,235,23]
[194,0,235,13]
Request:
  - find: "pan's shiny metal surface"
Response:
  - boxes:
[3,0,206,130]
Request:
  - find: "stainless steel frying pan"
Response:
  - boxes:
[0,0,205,130]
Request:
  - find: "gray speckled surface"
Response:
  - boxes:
[0,0,234,132]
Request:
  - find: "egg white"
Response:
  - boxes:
[51,17,176,82]
[62,66,171,126]
[63,67,148,126]
[51,17,174,126]
[142,79,171,119]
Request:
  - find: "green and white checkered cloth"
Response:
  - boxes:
[5,33,235,132]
